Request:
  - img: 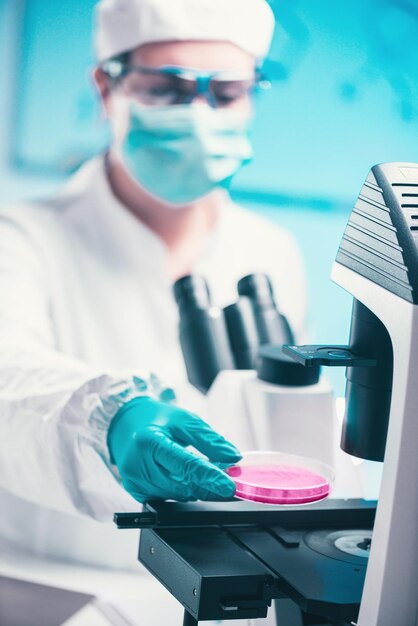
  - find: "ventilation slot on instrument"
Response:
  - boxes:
[410,216,418,231]
[402,204,418,208]
[402,193,418,197]
[393,183,418,187]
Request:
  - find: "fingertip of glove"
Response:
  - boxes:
[210,475,236,498]
[223,480,237,498]
[216,446,242,463]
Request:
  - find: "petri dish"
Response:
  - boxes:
[227,451,335,505]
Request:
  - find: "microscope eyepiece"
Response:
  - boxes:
[173,275,234,394]
[237,274,274,307]
[223,297,259,369]
[237,273,295,346]
[173,275,211,310]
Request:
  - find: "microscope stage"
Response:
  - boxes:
[129,499,376,623]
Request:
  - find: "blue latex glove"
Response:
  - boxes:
[108,397,242,502]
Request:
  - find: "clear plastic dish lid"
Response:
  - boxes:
[227,451,335,505]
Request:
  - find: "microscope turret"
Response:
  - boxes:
[342,299,393,461]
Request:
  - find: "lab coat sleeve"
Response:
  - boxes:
[0,214,174,521]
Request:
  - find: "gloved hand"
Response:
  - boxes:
[108,396,242,502]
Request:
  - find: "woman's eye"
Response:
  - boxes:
[148,86,175,97]
[214,82,251,104]
[216,93,239,103]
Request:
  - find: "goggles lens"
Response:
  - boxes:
[102,61,270,108]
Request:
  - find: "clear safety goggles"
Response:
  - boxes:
[101,60,271,109]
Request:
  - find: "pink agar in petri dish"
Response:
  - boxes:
[227,462,331,505]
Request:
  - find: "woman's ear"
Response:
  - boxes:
[91,67,112,118]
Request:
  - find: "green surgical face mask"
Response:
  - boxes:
[120,103,253,206]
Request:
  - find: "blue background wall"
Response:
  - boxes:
[1,0,417,393]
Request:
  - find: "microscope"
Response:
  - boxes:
[115,163,418,626]
[284,161,418,626]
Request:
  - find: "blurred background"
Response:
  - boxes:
[1,0,417,393]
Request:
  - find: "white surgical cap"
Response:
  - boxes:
[94,0,275,63]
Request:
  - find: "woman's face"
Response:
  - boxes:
[95,40,256,143]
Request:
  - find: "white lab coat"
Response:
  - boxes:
[0,156,307,569]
